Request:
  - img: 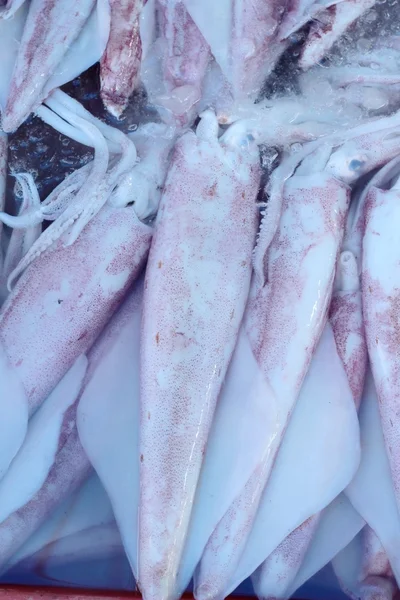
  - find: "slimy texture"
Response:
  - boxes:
[0,204,151,415]
[139,122,260,600]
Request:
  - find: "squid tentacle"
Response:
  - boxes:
[0,163,94,231]
[6,119,109,290]
[48,90,136,158]
[2,173,42,283]
[36,105,116,152]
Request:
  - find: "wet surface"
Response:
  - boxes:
[5,0,400,214]
[6,63,155,213]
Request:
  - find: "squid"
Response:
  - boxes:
[250,258,365,599]
[194,158,350,600]
[285,364,400,597]
[169,105,365,600]
[183,0,377,120]
[345,156,400,586]
[0,355,90,569]
[252,517,321,600]
[346,366,400,585]
[1,0,110,132]
[276,0,376,70]
[249,174,368,600]
[0,0,27,113]
[0,271,148,571]
[194,112,400,600]
[0,106,172,480]
[333,527,396,600]
[182,0,289,121]
[0,1,29,298]
[299,0,377,70]
[77,279,144,579]
[124,122,178,221]
[22,524,124,581]
[229,0,289,104]
[0,117,152,480]
[0,133,6,284]
[143,0,211,126]
[0,340,27,483]
[252,110,400,282]
[278,0,323,39]
[277,167,400,589]
[363,161,400,515]
[286,494,365,597]
[0,2,399,595]
[77,118,189,579]
[0,0,26,18]
[176,122,376,597]
[138,111,261,600]
[8,474,115,572]
[77,128,174,583]
[0,195,151,415]
[100,0,148,117]
[32,97,175,229]
[1,174,43,303]
[34,90,139,240]
[231,316,360,599]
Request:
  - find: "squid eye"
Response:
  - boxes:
[239,137,251,148]
[349,159,365,171]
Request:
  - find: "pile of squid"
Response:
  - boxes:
[0,0,400,599]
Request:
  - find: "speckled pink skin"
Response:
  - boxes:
[0,280,144,571]
[0,426,91,570]
[361,527,395,589]
[180,0,289,121]
[157,0,210,123]
[231,0,288,102]
[138,123,261,600]
[195,172,350,600]
[299,0,376,69]
[0,203,152,416]
[251,249,367,600]
[2,0,95,132]
[330,286,366,410]
[100,0,147,118]
[330,203,367,409]
[0,134,6,215]
[363,182,400,516]
[334,527,396,600]
[358,531,397,600]
[0,134,6,284]
[252,515,321,600]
